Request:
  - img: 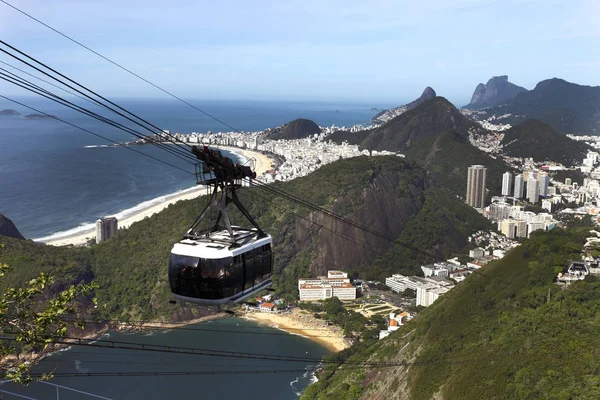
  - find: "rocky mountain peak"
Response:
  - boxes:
[464,75,527,109]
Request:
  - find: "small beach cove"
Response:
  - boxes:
[0,317,330,399]
[245,308,350,352]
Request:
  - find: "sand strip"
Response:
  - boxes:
[38,147,275,247]
[245,308,349,352]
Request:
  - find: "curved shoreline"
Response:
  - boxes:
[36,146,275,247]
[244,308,349,353]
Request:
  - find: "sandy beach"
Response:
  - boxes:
[38,146,275,247]
[245,308,349,352]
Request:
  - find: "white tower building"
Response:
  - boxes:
[538,173,550,197]
[501,172,513,196]
[514,174,524,199]
[527,178,540,203]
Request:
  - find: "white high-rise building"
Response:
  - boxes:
[514,174,524,199]
[298,270,356,301]
[466,165,487,209]
[538,173,550,197]
[95,217,118,244]
[501,172,513,196]
[527,178,540,203]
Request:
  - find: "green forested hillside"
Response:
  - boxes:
[327,98,512,198]
[329,97,485,153]
[0,156,488,321]
[302,228,600,400]
[405,129,510,197]
[482,78,600,134]
[501,119,591,166]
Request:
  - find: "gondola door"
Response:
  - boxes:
[243,251,255,291]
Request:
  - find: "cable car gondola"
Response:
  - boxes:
[168,145,273,305]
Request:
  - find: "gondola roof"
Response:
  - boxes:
[173,227,272,258]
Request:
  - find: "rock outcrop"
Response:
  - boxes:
[266,118,321,140]
[0,214,25,240]
[464,75,527,109]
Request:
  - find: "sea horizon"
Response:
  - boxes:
[0,98,379,238]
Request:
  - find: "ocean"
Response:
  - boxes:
[0,97,384,239]
[0,318,330,399]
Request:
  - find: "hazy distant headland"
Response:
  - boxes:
[22,113,56,120]
[0,109,20,116]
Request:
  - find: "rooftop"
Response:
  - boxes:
[173,228,272,258]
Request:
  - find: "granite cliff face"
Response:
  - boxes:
[307,165,427,276]
[371,87,437,124]
[467,78,600,134]
[464,75,527,109]
[0,214,25,240]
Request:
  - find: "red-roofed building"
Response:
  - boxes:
[259,302,277,313]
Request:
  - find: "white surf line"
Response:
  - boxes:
[38,381,113,400]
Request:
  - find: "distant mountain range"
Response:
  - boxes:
[501,119,591,166]
[265,118,321,140]
[371,87,436,124]
[331,97,510,195]
[463,75,527,109]
[466,78,600,134]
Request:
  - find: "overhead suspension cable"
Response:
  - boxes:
[0,335,476,369]
[0,41,195,155]
[0,41,509,284]
[247,178,438,260]
[56,316,339,336]
[0,369,319,379]
[241,188,390,259]
[0,95,194,175]
[0,60,101,108]
[0,40,438,261]
[0,5,491,266]
[0,0,245,135]
[0,71,198,165]
[0,64,442,263]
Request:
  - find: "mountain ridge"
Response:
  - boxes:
[464,75,527,109]
[468,78,600,134]
[371,87,437,124]
[501,119,591,166]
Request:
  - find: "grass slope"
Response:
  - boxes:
[406,129,510,197]
[303,228,600,400]
[486,78,600,134]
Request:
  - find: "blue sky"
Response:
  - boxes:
[0,0,598,105]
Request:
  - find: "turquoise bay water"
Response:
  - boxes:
[0,318,330,399]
